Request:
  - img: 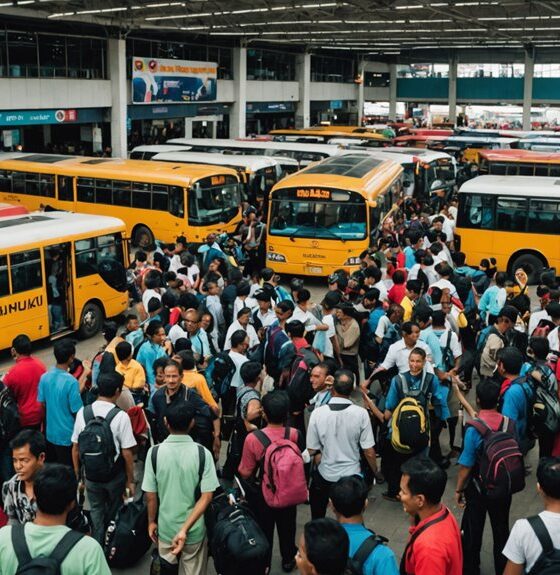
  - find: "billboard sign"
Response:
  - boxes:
[132,57,217,104]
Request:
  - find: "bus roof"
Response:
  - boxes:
[271,153,402,203]
[130,145,193,154]
[459,175,560,198]
[0,210,125,251]
[433,136,518,144]
[343,147,453,164]
[478,149,560,163]
[166,138,343,155]
[519,137,560,145]
[269,128,389,141]
[151,151,280,171]
[0,153,239,186]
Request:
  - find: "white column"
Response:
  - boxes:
[296,53,311,128]
[389,63,397,121]
[108,38,127,158]
[184,118,193,138]
[448,54,458,125]
[523,48,534,131]
[357,61,365,125]
[230,47,247,138]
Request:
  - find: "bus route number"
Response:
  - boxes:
[211,176,226,186]
[296,188,331,199]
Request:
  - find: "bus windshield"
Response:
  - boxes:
[189,176,241,226]
[268,195,367,240]
[249,166,279,199]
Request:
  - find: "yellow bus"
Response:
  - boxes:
[456,175,560,283]
[266,153,403,276]
[269,128,390,146]
[478,149,560,177]
[0,153,242,247]
[0,210,129,349]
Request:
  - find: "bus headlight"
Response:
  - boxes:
[344,256,361,265]
[267,252,286,263]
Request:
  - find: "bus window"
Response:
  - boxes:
[506,164,519,176]
[551,167,560,178]
[57,176,74,201]
[169,186,184,218]
[131,182,150,209]
[458,194,494,229]
[39,174,55,197]
[129,152,144,160]
[113,181,131,207]
[189,177,240,226]
[490,163,507,175]
[12,172,26,194]
[0,170,10,191]
[75,234,124,279]
[528,199,560,235]
[25,173,40,196]
[152,184,169,211]
[0,255,8,296]
[518,164,533,176]
[95,179,112,204]
[77,177,95,203]
[10,250,42,293]
[535,165,549,177]
[496,197,527,232]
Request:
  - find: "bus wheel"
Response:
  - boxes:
[78,302,104,339]
[132,225,155,250]
[509,253,545,285]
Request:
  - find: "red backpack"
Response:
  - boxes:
[253,428,308,509]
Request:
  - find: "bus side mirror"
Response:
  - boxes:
[98,258,128,293]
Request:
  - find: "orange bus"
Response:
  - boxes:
[479,149,560,177]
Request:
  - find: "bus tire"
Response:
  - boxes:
[132,225,155,250]
[78,302,104,339]
[509,252,546,285]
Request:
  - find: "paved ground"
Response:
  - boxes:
[0,279,545,575]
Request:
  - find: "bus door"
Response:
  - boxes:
[44,242,72,334]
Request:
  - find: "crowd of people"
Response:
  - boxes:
[0,197,560,575]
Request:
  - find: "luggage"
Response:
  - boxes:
[103,499,152,568]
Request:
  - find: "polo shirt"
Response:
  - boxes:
[136,341,167,389]
[0,523,111,575]
[400,296,415,322]
[187,329,211,359]
[341,523,399,575]
[500,377,535,442]
[403,506,462,575]
[142,435,219,545]
[224,321,260,350]
[306,397,375,482]
[229,350,249,389]
[116,359,146,391]
[380,339,434,374]
[37,367,82,446]
[3,356,45,427]
[457,409,505,468]
[419,329,443,371]
[182,370,218,409]
[367,307,385,336]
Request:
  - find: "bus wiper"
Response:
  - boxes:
[289,224,310,242]
[314,223,347,243]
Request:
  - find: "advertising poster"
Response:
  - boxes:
[132,57,217,104]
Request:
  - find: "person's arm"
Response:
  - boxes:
[360,387,385,423]
[212,417,221,461]
[452,382,477,419]
[122,447,136,499]
[145,491,159,543]
[362,446,378,474]
[503,562,524,575]
[243,399,262,432]
[77,360,92,393]
[454,465,471,507]
[171,491,214,555]
[72,443,80,478]
[237,435,258,480]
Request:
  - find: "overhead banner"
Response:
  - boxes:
[132,57,217,104]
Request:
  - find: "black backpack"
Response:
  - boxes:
[12,524,83,575]
[78,405,120,483]
[378,322,401,362]
[209,351,236,399]
[287,347,320,412]
[347,533,388,575]
[0,384,20,444]
[527,515,560,575]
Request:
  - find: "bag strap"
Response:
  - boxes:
[284,426,291,440]
[253,429,272,450]
[443,331,452,359]
[12,524,32,567]
[467,418,492,439]
[151,444,160,478]
[399,373,409,396]
[195,444,205,500]
[84,404,94,424]
[48,529,84,564]
[527,515,554,554]
[352,534,381,571]
[104,406,121,426]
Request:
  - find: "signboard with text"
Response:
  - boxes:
[132,57,217,104]
[0,109,78,126]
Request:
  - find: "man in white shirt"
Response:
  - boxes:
[290,289,328,336]
[227,331,250,391]
[502,457,560,575]
[224,307,260,351]
[71,372,136,543]
[251,291,277,331]
[307,369,377,520]
[431,262,459,299]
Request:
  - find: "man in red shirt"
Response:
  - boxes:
[3,335,45,430]
[399,456,462,575]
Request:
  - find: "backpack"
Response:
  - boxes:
[77,405,120,483]
[253,427,308,508]
[132,336,149,360]
[347,533,388,575]
[378,322,401,362]
[12,524,83,575]
[451,271,473,307]
[103,499,151,568]
[532,319,556,339]
[440,331,455,371]
[287,347,321,412]
[474,324,505,374]
[527,365,560,436]
[264,324,289,380]
[0,385,20,444]
[527,515,560,575]
[467,416,525,499]
[207,351,236,399]
[390,373,432,454]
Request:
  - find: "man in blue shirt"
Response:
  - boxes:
[330,476,399,575]
[403,233,423,270]
[37,340,82,467]
[497,346,535,455]
[136,320,169,391]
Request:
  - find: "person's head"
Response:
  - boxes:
[262,389,290,424]
[296,518,349,575]
[34,464,78,517]
[330,476,369,520]
[414,308,432,329]
[310,363,330,392]
[494,271,507,288]
[161,290,179,310]
[255,290,272,312]
[175,349,196,371]
[435,262,452,279]
[10,429,46,482]
[334,302,355,321]
[496,306,518,333]
[392,269,406,285]
[115,341,133,363]
[297,288,312,308]
[53,339,75,365]
[546,301,560,323]
[497,346,524,378]
[204,280,220,296]
[431,310,446,329]
[164,359,183,392]
[144,269,162,290]
[475,378,500,410]
[405,279,422,301]
[11,334,32,358]
[97,371,124,399]
[454,251,467,267]
[321,290,342,311]
[135,250,147,264]
[147,297,163,316]
[231,329,250,353]
[184,309,202,334]
[401,321,420,347]
[408,347,426,376]
[363,266,381,286]
[125,314,139,332]
[536,457,560,500]
[145,320,165,345]
[240,361,262,386]
[164,400,196,434]
[237,307,251,328]
[362,288,380,310]
[275,300,295,322]
[526,336,549,362]
[200,312,214,333]
[429,242,443,256]
[332,369,354,397]
[261,267,275,282]
[286,320,306,339]
[388,303,404,323]
[399,456,447,516]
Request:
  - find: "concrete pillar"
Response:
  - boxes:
[108,38,127,158]
[184,118,193,138]
[296,52,311,128]
[230,47,247,138]
[389,63,397,121]
[523,48,535,131]
[357,61,365,125]
[448,54,458,126]
[43,125,51,146]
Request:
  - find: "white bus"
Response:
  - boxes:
[129,145,191,160]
